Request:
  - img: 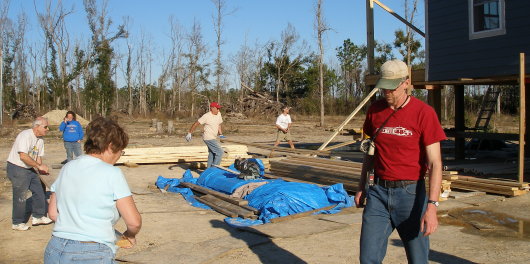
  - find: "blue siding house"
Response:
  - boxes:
[426,0,530,81]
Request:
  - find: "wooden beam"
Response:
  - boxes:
[454,85,466,160]
[318,88,379,150]
[517,53,526,183]
[372,0,425,38]
[195,195,238,218]
[179,181,248,206]
[366,0,375,76]
[221,138,330,156]
[322,140,359,151]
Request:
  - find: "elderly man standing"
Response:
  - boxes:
[7,116,53,231]
[186,102,225,168]
[354,60,446,263]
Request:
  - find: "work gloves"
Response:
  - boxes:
[185,133,192,142]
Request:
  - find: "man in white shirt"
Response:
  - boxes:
[186,102,224,167]
[274,106,295,149]
[6,116,53,231]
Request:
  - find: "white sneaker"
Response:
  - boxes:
[32,216,53,226]
[12,223,31,231]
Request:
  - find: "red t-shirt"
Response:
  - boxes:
[363,97,446,181]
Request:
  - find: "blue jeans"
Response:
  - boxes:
[360,180,428,264]
[203,139,224,168]
[6,162,46,224]
[64,141,82,162]
[44,236,115,264]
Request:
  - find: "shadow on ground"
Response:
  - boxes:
[210,219,307,264]
[391,239,477,264]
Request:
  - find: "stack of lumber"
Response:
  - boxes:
[116,145,252,165]
[443,174,529,196]
[269,156,362,192]
[179,181,258,219]
[426,175,453,201]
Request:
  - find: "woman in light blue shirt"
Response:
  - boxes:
[44,117,142,263]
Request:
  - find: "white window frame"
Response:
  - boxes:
[468,0,506,40]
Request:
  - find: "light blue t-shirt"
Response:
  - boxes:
[51,155,132,253]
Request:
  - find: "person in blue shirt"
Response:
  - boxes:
[59,111,84,163]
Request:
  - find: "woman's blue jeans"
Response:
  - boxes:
[203,139,224,167]
[64,141,82,162]
[359,180,429,264]
[44,236,115,264]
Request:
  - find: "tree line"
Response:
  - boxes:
[0,0,520,126]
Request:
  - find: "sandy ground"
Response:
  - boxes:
[0,117,529,264]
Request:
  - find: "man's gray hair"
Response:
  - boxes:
[32,117,48,128]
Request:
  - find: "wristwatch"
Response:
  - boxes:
[427,200,439,207]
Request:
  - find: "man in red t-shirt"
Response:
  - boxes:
[354,60,446,263]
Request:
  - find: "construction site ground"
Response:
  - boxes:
[0,116,529,264]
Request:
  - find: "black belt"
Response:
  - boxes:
[376,179,417,188]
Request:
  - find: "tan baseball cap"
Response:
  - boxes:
[375,59,409,90]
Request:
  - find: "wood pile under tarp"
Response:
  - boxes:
[116,145,252,165]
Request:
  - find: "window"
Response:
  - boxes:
[469,0,505,39]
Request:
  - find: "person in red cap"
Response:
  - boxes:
[186,102,225,167]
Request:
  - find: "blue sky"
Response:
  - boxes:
[8,0,425,87]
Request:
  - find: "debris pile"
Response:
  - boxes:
[10,102,36,120]
[226,89,283,118]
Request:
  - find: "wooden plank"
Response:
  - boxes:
[270,161,362,177]
[275,158,363,172]
[517,53,526,183]
[451,180,519,191]
[179,182,248,206]
[195,195,237,217]
[270,205,336,223]
[198,194,255,218]
[321,140,359,151]
[455,175,529,188]
[220,138,330,156]
[287,156,363,169]
[318,87,379,150]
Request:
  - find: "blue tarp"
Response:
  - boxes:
[155,159,353,227]
[196,160,269,194]
[155,170,210,209]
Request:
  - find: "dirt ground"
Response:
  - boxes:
[0,116,529,264]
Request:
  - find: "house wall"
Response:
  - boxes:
[427,0,530,81]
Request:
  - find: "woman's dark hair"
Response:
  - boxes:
[65,111,77,121]
[84,117,129,154]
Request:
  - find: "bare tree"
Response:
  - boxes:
[168,16,186,114]
[83,0,127,116]
[0,0,10,125]
[211,0,235,103]
[36,0,76,109]
[268,24,306,102]
[136,31,150,116]
[184,19,209,117]
[315,0,331,126]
